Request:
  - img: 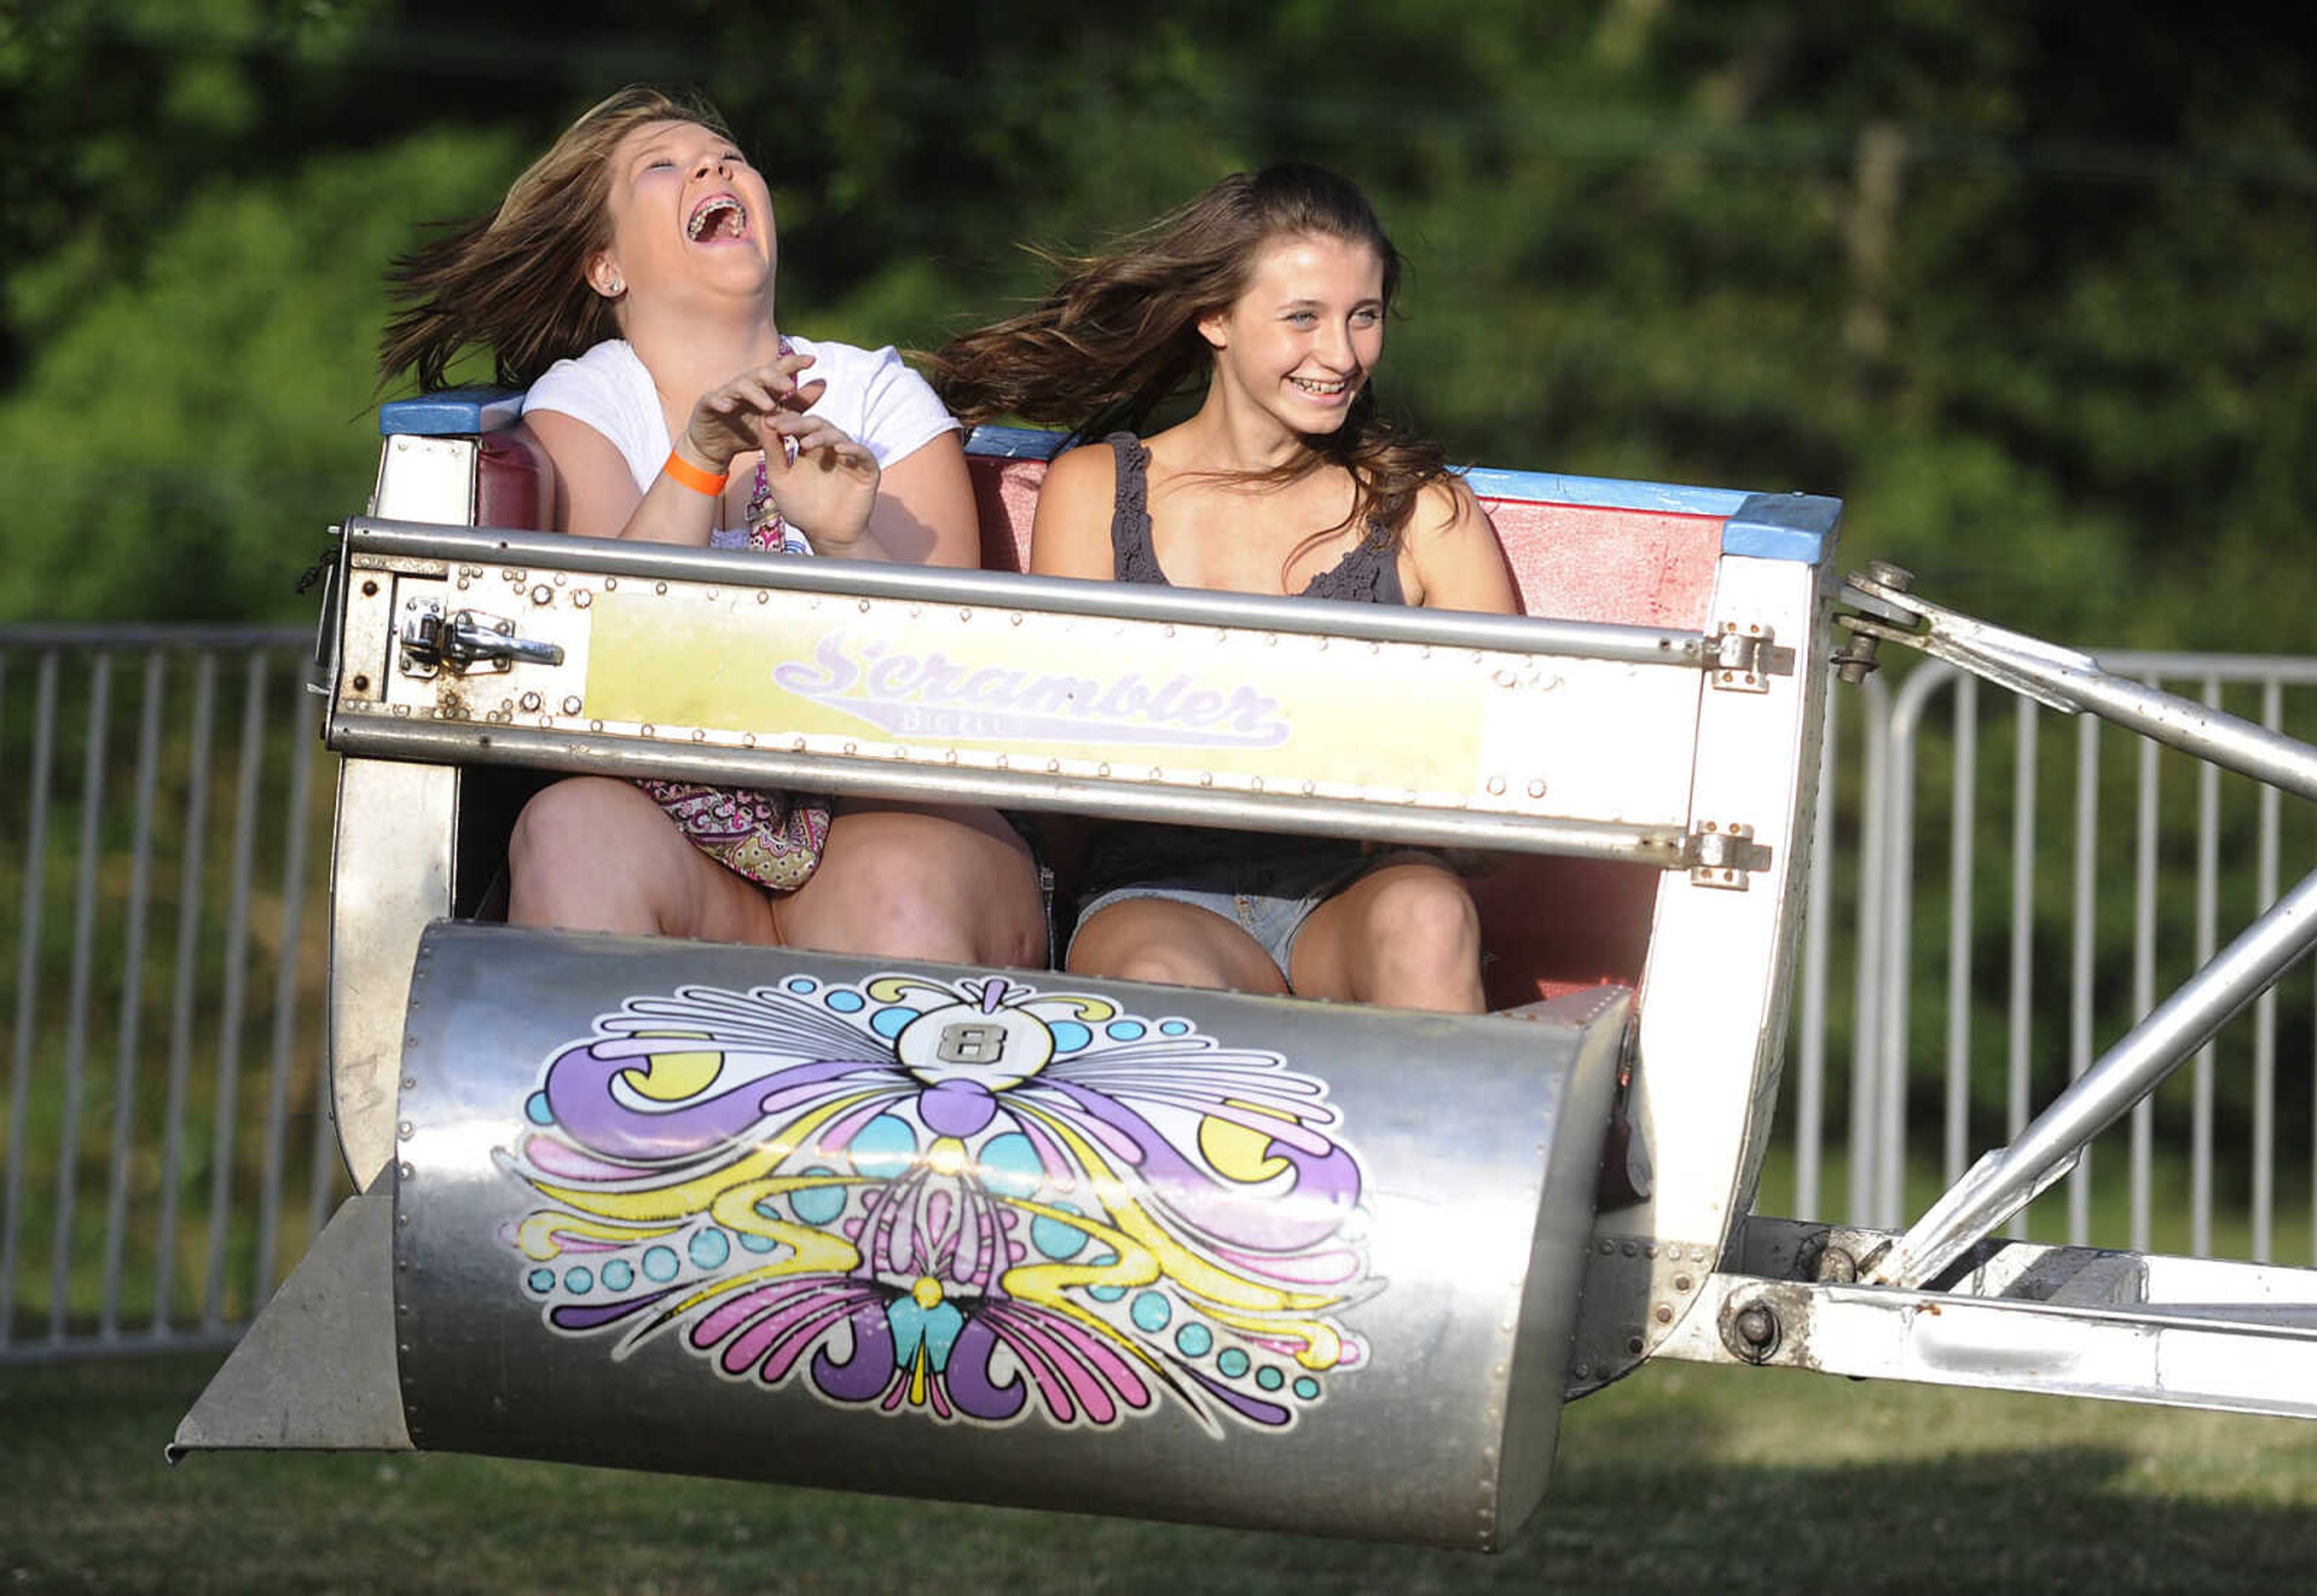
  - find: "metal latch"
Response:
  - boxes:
[396,598,565,678]
[1683,821,1772,888]
[1711,624,1794,693]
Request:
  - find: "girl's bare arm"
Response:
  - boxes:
[1402,477,1519,614]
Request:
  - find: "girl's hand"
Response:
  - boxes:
[676,352,828,471]
[759,411,880,550]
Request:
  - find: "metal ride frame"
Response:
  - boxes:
[1654,571,2317,1413]
[170,402,2317,1550]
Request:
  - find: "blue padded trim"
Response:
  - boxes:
[1721,491,1843,564]
[1457,465,1750,517]
[964,424,1069,460]
[380,388,528,437]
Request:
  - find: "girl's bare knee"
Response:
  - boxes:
[507,779,753,939]
[1075,943,1223,990]
[509,781,623,876]
[508,781,636,926]
[1313,866,1484,1013]
[1362,870,1482,962]
[1069,904,1274,995]
[787,809,1043,965]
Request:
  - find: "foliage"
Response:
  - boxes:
[0,130,522,620]
[3,1,2315,1160]
[1,1,2310,636]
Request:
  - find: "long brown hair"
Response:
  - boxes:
[378,86,735,391]
[927,163,1449,544]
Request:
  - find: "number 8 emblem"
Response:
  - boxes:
[934,1022,1008,1064]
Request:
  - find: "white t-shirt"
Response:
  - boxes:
[521,334,959,547]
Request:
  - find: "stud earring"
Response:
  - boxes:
[603,275,625,296]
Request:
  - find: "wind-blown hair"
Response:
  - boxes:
[928,163,1449,542]
[378,86,734,392]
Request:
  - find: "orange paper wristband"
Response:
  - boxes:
[662,449,729,497]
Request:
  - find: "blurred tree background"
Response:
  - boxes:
[2,0,2310,637]
[2,0,2315,1224]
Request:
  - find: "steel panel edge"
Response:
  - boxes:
[171,1193,411,1455]
[1490,985,1630,1547]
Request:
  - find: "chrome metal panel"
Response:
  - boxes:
[370,436,475,524]
[171,1193,411,1455]
[392,924,1624,1549]
[329,562,396,710]
[328,760,453,1190]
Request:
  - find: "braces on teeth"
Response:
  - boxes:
[687,197,745,240]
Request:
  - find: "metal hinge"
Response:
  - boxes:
[1711,624,1795,693]
[1683,821,1772,888]
[396,599,564,679]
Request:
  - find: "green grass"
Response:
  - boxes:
[7,1350,2316,1594]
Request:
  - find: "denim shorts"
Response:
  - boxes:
[1069,835,1435,980]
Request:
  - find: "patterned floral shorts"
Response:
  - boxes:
[637,779,830,892]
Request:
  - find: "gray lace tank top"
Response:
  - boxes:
[1104,434,1406,604]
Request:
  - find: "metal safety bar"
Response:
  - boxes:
[337,516,1738,670]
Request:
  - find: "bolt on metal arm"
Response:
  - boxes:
[1836,568,2317,1288]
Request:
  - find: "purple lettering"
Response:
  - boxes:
[867,654,922,696]
[917,653,968,702]
[1176,690,1225,726]
[1091,674,1151,720]
[966,667,1022,705]
[771,634,1291,750]
[773,631,862,694]
[1146,675,1195,722]
[1225,687,1285,734]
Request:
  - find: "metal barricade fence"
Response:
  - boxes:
[1791,655,2317,1264]
[5,628,2315,1362]
[1,625,342,1362]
